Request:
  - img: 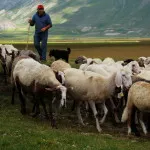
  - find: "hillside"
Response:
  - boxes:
[0,0,150,39]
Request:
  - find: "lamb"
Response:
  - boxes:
[49,48,71,62]
[62,68,132,132]
[12,58,67,127]
[121,81,150,136]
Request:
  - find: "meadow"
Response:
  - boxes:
[0,42,150,150]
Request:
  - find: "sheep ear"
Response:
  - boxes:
[115,71,122,87]
[11,51,15,60]
[5,48,10,55]
[5,48,13,56]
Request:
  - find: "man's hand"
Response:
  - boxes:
[28,19,32,23]
[41,27,47,32]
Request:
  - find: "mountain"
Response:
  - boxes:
[0,0,150,39]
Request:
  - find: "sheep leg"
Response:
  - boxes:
[88,101,102,132]
[49,101,57,128]
[71,100,76,111]
[2,64,7,84]
[109,98,120,123]
[19,90,26,114]
[85,101,89,118]
[76,101,85,126]
[11,85,16,105]
[16,81,26,114]
[40,98,49,119]
[32,103,36,113]
[128,106,140,136]
[139,112,148,135]
[31,96,40,118]
[100,103,108,124]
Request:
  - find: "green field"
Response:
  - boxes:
[1,59,150,150]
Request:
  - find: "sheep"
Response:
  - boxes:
[75,56,102,71]
[10,51,40,105]
[0,44,40,84]
[85,64,110,77]
[121,81,150,136]
[0,44,19,83]
[62,68,132,132]
[138,57,146,67]
[122,59,134,66]
[49,48,71,62]
[136,70,150,80]
[0,45,7,82]
[84,63,131,123]
[93,58,102,64]
[125,61,141,75]
[18,50,40,62]
[12,58,67,127]
[75,56,102,65]
[102,57,115,65]
[51,60,71,72]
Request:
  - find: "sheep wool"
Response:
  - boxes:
[51,60,71,72]
[13,58,60,87]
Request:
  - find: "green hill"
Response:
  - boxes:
[0,0,150,39]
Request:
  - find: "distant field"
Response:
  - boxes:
[1,38,150,45]
[3,41,149,60]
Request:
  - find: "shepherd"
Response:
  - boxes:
[28,4,52,61]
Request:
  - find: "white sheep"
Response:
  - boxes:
[62,68,132,132]
[18,50,40,62]
[51,60,71,72]
[85,63,132,123]
[0,44,19,83]
[125,61,141,75]
[102,57,115,65]
[93,58,102,64]
[12,58,67,127]
[75,56,102,65]
[138,57,146,67]
[121,81,150,135]
[136,70,150,80]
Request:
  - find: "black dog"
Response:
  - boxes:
[49,48,71,62]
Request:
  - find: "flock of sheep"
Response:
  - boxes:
[1,44,150,136]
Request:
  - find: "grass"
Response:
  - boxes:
[1,56,150,149]
[1,94,150,150]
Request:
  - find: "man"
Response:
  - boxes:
[28,4,52,61]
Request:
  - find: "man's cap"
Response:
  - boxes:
[37,5,44,10]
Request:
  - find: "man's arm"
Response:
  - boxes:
[41,24,52,32]
[28,15,35,26]
[41,15,52,32]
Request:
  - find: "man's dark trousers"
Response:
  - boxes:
[34,31,48,60]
